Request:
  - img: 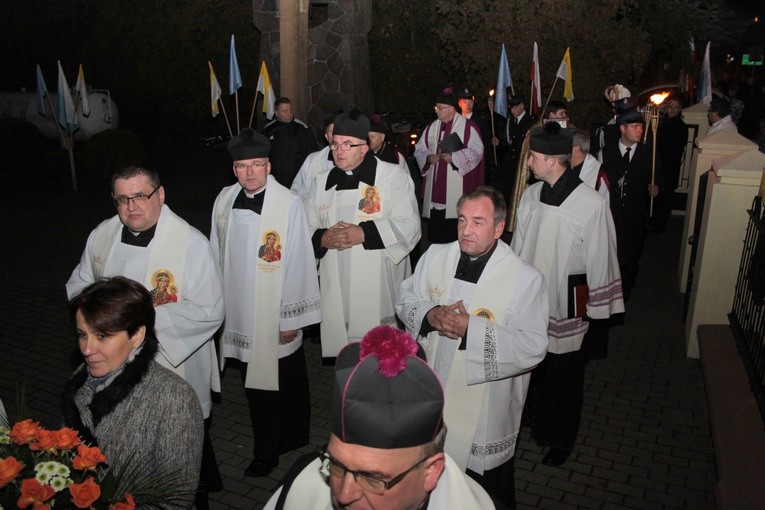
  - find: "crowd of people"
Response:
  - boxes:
[59,80,764,509]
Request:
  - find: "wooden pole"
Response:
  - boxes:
[650,107,659,216]
[487,93,498,166]
[219,98,233,138]
[234,91,240,134]
[248,90,259,128]
[542,76,559,115]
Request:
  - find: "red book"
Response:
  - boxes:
[568,274,589,318]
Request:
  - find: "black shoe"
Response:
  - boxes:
[542,448,570,467]
[244,458,278,477]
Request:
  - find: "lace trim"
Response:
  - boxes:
[281,296,321,319]
[483,323,498,380]
[389,219,414,252]
[470,433,518,458]
[406,303,422,331]
[222,331,251,349]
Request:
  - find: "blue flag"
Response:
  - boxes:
[495,44,513,117]
[229,34,243,95]
[36,64,48,116]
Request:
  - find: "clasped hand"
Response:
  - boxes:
[321,221,364,250]
[426,300,469,340]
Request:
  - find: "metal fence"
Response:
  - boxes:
[730,195,765,428]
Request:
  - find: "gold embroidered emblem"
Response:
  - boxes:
[473,308,495,322]
[92,255,104,268]
[429,285,444,300]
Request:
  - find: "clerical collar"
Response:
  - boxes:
[325,151,377,190]
[540,166,582,207]
[121,223,157,247]
[455,241,498,283]
[232,187,265,214]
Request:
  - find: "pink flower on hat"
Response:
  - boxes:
[360,326,419,378]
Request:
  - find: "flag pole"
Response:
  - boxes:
[487,90,498,166]
[542,76,560,114]
[219,98,233,138]
[234,92,240,134]
[248,91,259,128]
[45,93,77,192]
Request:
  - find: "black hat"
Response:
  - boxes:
[369,113,387,134]
[616,108,645,126]
[227,128,270,160]
[458,88,474,100]
[436,86,458,107]
[509,95,525,106]
[613,98,635,115]
[529,121,573,155]
[333,107,371,140]
[332,326,444,449]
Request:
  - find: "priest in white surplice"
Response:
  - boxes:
[66,165,224,507]
[397,187,548,508]
[511,123,624,468]
[306,108,420,358]
[211,128,321,478]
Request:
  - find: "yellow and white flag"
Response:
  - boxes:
[75,64,90,116]
[555,48,574,102]
[256,61,276,120]
[209,61,222,117]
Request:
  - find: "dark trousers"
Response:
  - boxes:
[194,417,223,510]
[243,345,311,462]
[427,208,458,244]
[532,349,586,451]
[582,318,610,360]
[467,457,516,510]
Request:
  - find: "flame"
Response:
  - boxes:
[649,92,670,105]
[489,89,495,97]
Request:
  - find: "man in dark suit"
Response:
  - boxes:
[495,95,535,206]
[654,96,688,233]
[601,109,661,301]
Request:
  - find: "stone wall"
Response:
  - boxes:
[253,0,373,130]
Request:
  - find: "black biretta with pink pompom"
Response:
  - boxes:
[331,325,444,449]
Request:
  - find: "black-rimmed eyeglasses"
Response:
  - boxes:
[318,449,428,495]
[329,141,366,151]
[112,186,160,207]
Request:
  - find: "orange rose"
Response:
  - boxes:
[53,427,82,450]
[109,493,136,510]
[31,504,52,510]
[69,477,101,509]
[29,428,57,454]
[0,455,24,488]
[72,444,107,471]
[9,419,40,445]
[17,478,55,509]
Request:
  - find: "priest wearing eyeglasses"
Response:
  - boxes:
[210,128,321,478]
[305,108,421,359]
[263,326,506,510]
[66,164,224,509]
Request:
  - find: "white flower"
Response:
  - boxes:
[35,460,70,485]
[35,470,52,484]
[50,475,70,492]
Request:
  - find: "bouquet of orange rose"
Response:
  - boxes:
[0,419,135,510]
